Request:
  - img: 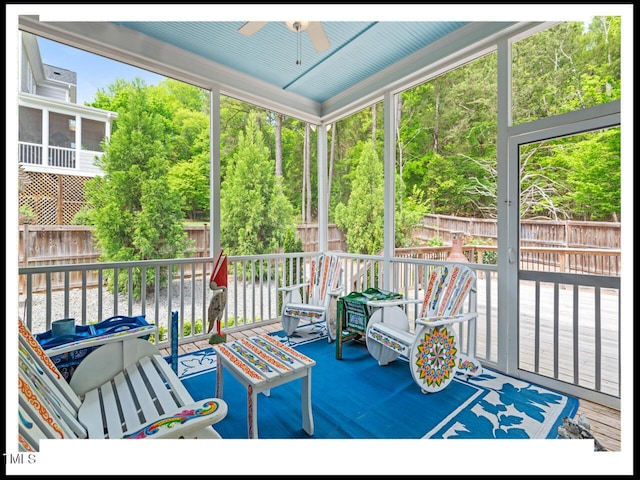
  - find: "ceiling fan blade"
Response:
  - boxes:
[238,21,268,36]
[306,21,330,52]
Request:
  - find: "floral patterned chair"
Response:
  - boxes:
[279,253,344,342]
[365,263,482,393]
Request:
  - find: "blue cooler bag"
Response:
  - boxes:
[35,315,150,381]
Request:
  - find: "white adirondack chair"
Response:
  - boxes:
[279,253,344,342]
[365,263,483,393]
[17,319,228,451]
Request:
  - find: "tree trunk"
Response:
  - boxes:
[372,104,376,145]
[327,122,336,215]
[433,83,440,154]
[301,127,307,223]
[395,94,403,177]
[275,114,283,177]
[304,123,312,223]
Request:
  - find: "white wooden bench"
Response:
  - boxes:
[17,320,228,451]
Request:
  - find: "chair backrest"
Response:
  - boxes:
[420,264,476,318]
[307,253,342,307]
[17,320,86,450]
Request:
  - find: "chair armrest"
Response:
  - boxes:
[284,302,327,314]
[416,312,477,328]
[122,398,228,439]
[366,298,422,308]
[278,282,310,293]
[43,325,157,357]
[328,286,345,297]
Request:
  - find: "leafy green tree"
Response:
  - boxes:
[167,107,211,219]
[167,157,210,220]
[220,111,296,255]
[395,180,429,247]
[548,128,621,221]
[334,141,385,254]
[85,80,192,298]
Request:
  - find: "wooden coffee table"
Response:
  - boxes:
[211,334,316,439]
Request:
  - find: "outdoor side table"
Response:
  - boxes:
[212,334,316,439]
[335,287,402,360]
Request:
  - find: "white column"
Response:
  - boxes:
[383,90,396,290]
[496,37,515,374]
[43,107,50,167]
[210,88,221,258]
[317,123,328,252]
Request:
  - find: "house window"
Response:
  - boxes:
[18,106,42,143]
[81,118,106,152]
[49,112,75,148]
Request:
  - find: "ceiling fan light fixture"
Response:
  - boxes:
[285,20,309,33]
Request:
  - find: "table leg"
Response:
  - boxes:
[215,355,224,397]
[336,299,343,359]
[301,368,314,436]
[247,384,259,439]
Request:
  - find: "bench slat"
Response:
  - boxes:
[100,378,125,438]
[112,370,143,433]
[138,356,179,414]
[150,355,195,405]
[19,405,52,450]
[125,361,160,424]
[78,388,105,439]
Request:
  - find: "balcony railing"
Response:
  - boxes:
[18,142,43,165]
[19,142,76,169]
[48,146,76,168]
[17,252,620,407]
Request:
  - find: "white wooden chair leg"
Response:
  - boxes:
[281,315,300,336]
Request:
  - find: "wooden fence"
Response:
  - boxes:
[17,217,620,293]
[18,223,345,267]
[418,214,621,248]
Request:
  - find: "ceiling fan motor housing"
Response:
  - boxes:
[285,21,309,33]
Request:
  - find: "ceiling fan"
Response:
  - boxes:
[238,21,331,53]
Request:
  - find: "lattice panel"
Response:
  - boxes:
[18,171,91,225]
[61,175,88,224]
[61,175,87,202]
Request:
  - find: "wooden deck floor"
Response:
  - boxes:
[161,320,621,452]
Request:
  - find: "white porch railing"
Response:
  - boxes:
[17,252,620,406]
[48,146,76,168]
[18,142,43,165]
[19,142,76,169]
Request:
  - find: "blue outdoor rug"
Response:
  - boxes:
[171,326,579,440]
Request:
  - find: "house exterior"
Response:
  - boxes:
[18,31,117,225]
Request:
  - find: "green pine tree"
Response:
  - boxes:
[85,80,192,298]
[220,111,296,256]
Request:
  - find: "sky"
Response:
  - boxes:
[38,37,165,105]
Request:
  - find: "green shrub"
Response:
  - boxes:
[467,236,497,265]
[427,236,445,246]
[150,318,204,342]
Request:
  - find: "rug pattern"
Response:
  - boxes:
[168,325,578,439]
[424,370,575,439]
